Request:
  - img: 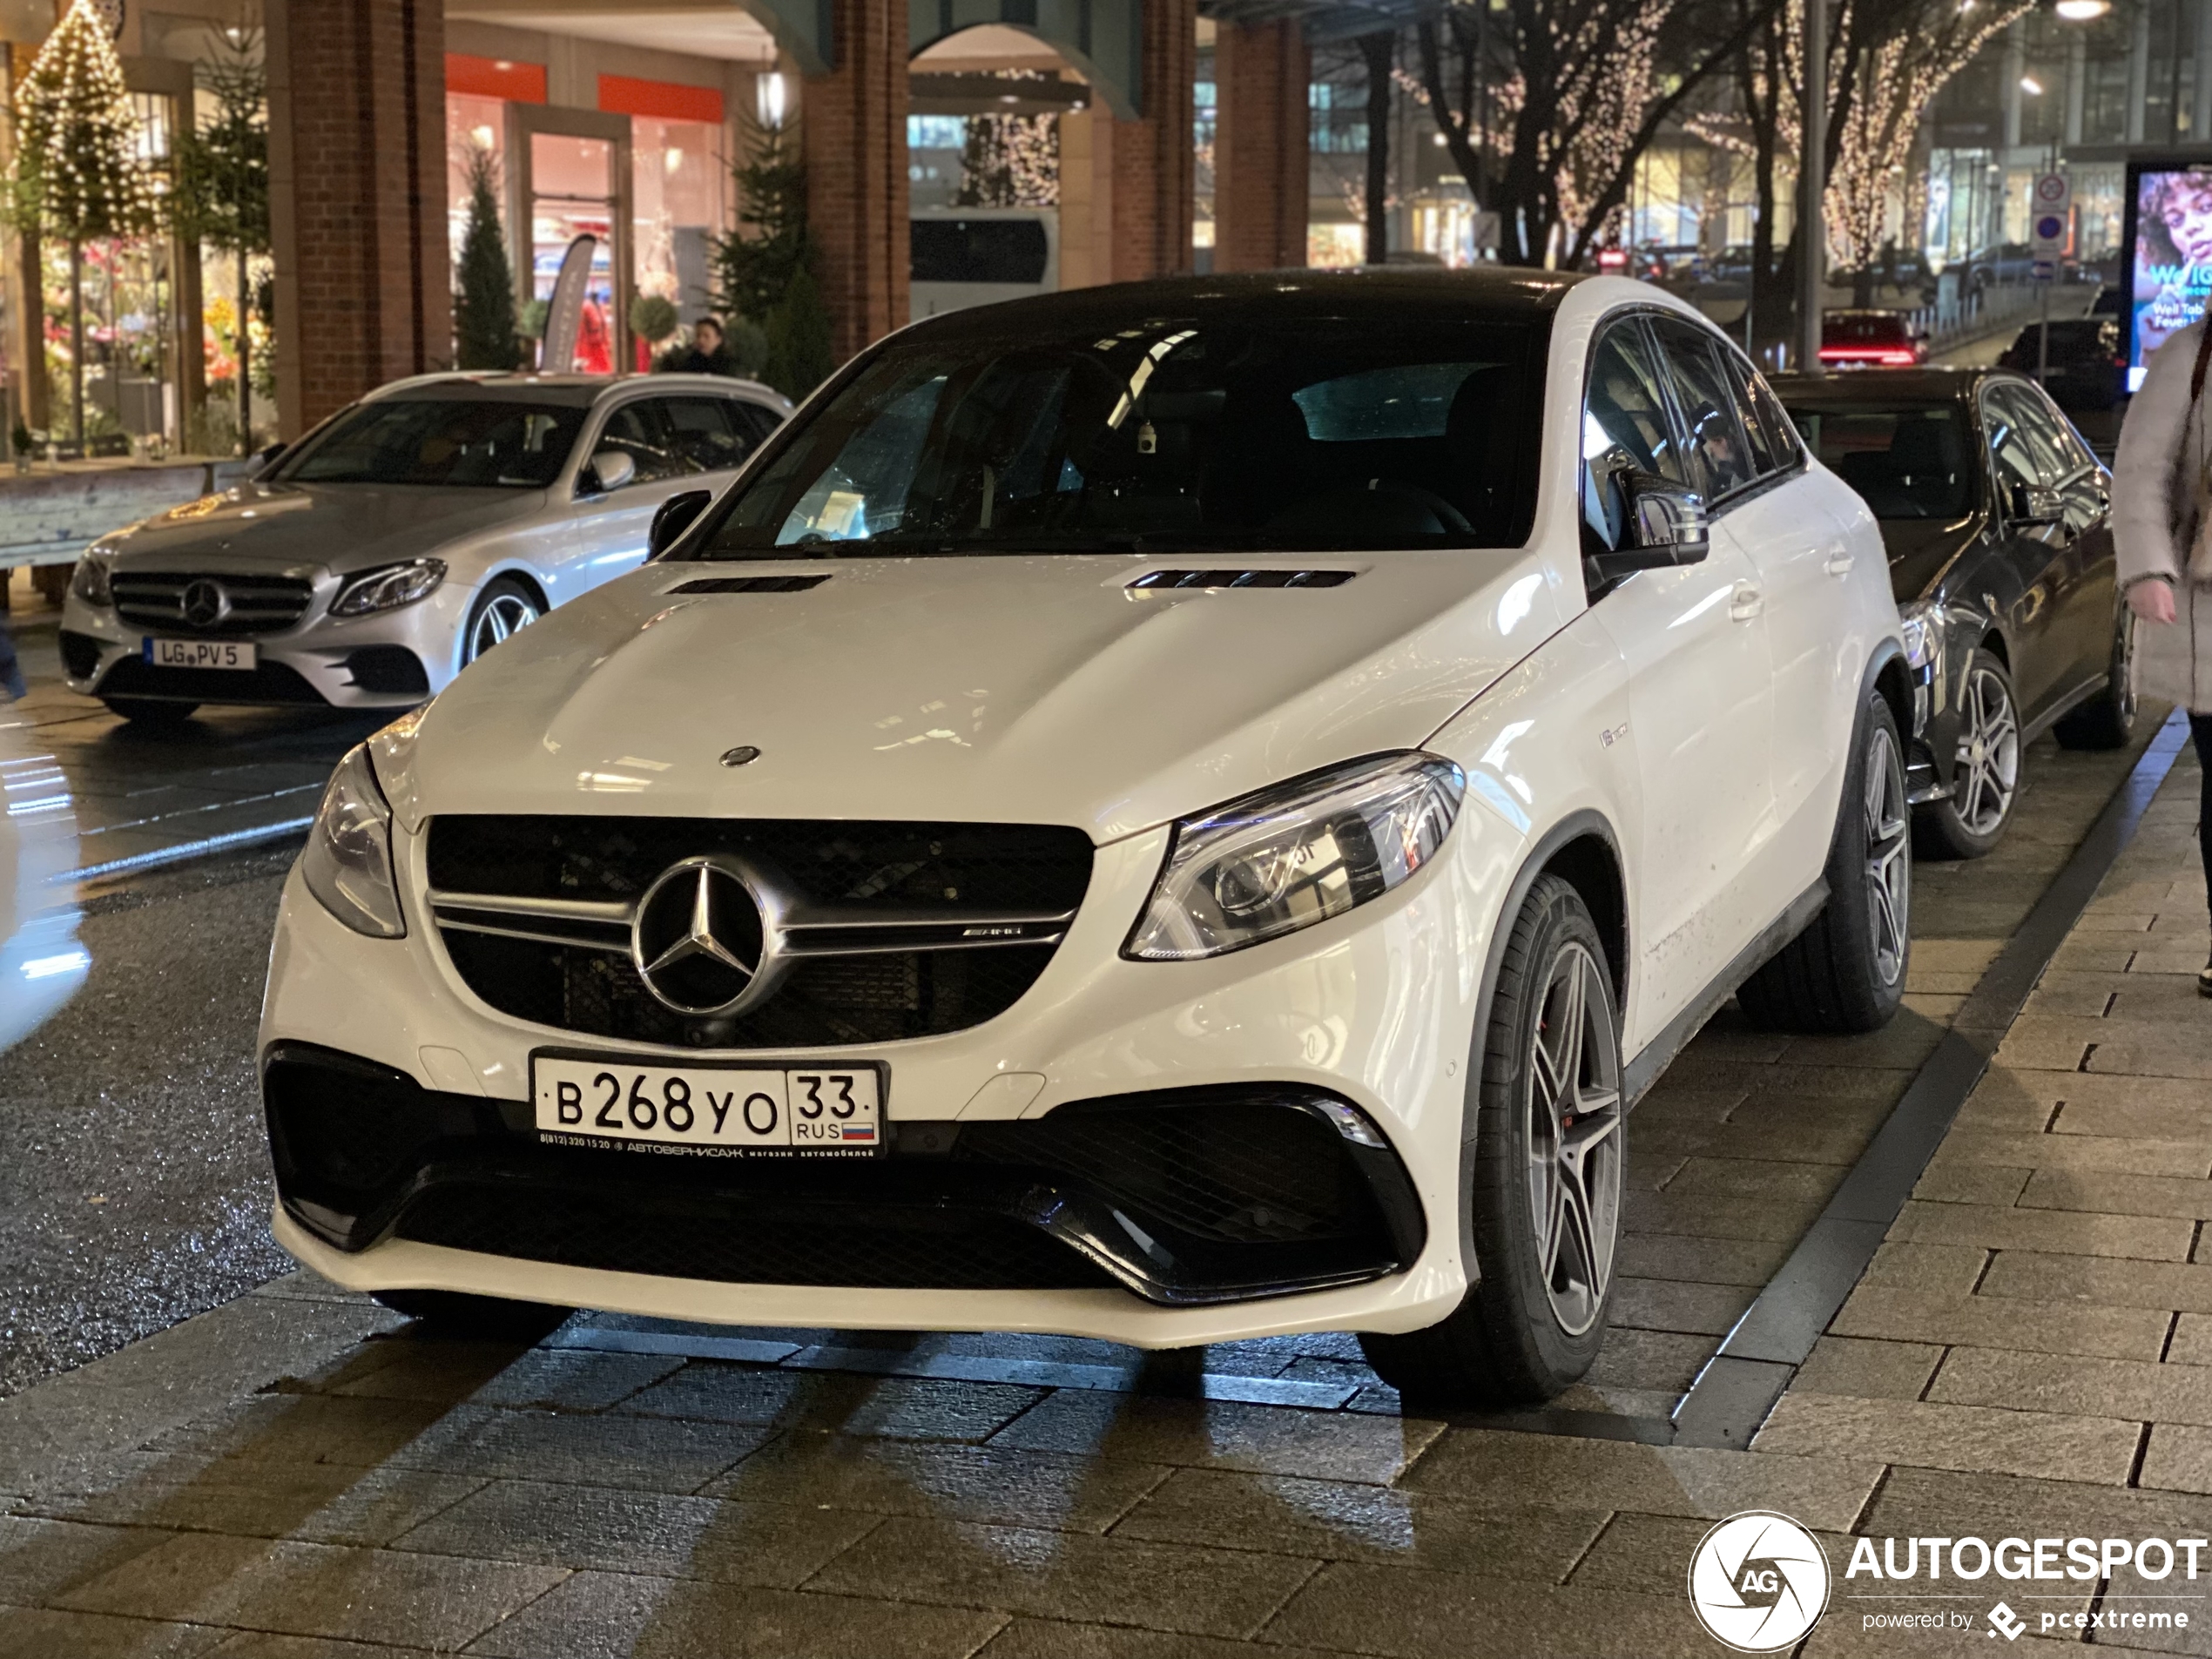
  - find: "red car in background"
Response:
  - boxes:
[1820,309,1927,368]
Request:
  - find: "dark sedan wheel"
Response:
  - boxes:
[1914,649,2020,860]
[1359,875,1622,1406]
[2054,610,2137,751]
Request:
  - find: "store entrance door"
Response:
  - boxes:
[505,105,633,374]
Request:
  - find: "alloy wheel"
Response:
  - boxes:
[1951,664,2020,837]
[1524,941,1622,1338]
[468,592,540,662]
[1865,725,1912,988]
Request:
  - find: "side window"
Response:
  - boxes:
[731,401,785,446]
[1582,319,1683,551]
[1726,350,1803,477]
[1984,385,2067,499]
[2011,384,2093,480]
[655,397,760,474]
[1652,317,1756,500]
[592,402,687,486]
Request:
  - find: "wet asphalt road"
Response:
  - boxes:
[0,844,300,1399]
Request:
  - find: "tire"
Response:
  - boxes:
[1912,648,2020,860]
[101,698,198,726]
[462,577,543,665]
[1359,875,1624,1406]
[1738,690,1912,1034]
[370,1289,571,1339]
[2054,608,2137,751]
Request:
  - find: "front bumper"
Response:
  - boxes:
[258,810,1487,1345]
[59,580,480,709]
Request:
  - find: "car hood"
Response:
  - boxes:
[383,552,1564,842]
[1878,514,1981,602]
[105,480,549,575]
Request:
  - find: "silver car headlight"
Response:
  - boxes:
[1898,598,1946,674]
[1124,752,1466,961]
[332,558,446,617]
[71,544,117,606]
[300,744,404,938]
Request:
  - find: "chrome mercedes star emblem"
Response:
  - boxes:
[631,857,770,1016]
[181,578,230,629]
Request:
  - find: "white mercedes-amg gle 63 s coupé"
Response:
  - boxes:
[259,269,1912,1405]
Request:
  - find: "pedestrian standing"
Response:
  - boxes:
[2112,314,2212,995]
[0,617,25,700]
[658,317,737,377]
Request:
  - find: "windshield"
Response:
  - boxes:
[275,398,588,488]
[1787,404,1973,521]
[691,316,1538,556]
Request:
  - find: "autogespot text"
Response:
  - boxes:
[1850,1535,2207,1635]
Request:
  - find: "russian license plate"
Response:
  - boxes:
[531,1053,884,1158]
[146,637,256,670]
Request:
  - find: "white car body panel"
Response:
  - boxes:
[257,275,1905,1345]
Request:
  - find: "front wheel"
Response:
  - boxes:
[2054,609,2137,751]
[1359,874,1624,1406]
[1738,690,1911,1034]
[1912,648,2020,860]
[462,577,543,665]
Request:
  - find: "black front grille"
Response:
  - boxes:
[265,1042,1424,1304]
[112,571,314,635]
[95,655,327,705]
[427,816,1094,1047]
[396,1181,1118,1291]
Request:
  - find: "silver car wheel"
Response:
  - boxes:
[1951,664,2020,837]
[1866,723,1912,988]
[467,591,540,662]
[1524,940,1622,1339]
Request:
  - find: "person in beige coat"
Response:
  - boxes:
[2113,316,2212,995]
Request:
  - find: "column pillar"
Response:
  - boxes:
[2195,0,2212,138]
[2065,32,2086,146]
[2002,19,2025,151]
[802,0,907,363]
[2128,3,2150,144]
[1107,0,1197,282]
[266,0,450,439]
[1213,18,1309,271]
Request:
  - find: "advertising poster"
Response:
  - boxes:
[2124,158,2212,387]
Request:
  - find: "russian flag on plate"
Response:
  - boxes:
[842,1124,877,1141]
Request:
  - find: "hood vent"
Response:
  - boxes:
[666,573,831,595]
[1128,569,1356,591]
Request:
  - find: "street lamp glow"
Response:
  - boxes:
[2054,0,2110,17]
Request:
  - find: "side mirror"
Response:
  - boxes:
[649,489,714,557]
[2009,480,2064,526]
[585,448,637,494]
[1590,470,1711,581]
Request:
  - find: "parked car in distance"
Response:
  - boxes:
[1821,309,1927,368]
[260,269,1912,1409]
[58,372,791,724]
[1995,315,2128,413]
[1773,367,2130,860]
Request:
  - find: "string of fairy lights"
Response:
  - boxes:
[14,0,160,243]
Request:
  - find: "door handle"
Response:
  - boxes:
[1824,550,1854,577]
[1730,583,1764,622]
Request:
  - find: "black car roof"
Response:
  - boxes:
[1767,366,2000,407]
[895,266,1588,341]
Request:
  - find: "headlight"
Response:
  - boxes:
[1125,752,1466,961]
[332,559,446,617]
[71,546,116,605]
[1898,599,1946,673]
[300,744,404,938]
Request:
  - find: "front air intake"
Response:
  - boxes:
[665,574,831,595]
[1127,570,1356,590]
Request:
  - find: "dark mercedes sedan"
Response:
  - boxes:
[1773,367,2131,856]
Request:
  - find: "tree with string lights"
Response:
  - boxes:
[10,0,161,452]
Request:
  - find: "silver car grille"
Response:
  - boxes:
[112,572,315,637]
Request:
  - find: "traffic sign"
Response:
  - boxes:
[2031,172,2072,262]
